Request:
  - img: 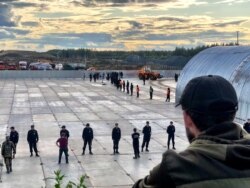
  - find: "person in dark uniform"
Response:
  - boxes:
[141,121,151,152]
[244,118,250,133]
[126,80,130,94]
[82,123,94,155]
[143,75,146,85]
[56,133,68,164]
[130,83,134,96]
[27,125,39,157]
[60,125,70,139]
[9,126,19,158]
[167,121,175,150]
[122,80,125,92]
[89,73,92,82]
[149,86,153,100]
[132,128,140,159]
[1,136,15,173]
[112,123,121,154]
[166,87,170,102]
[136,85,140,98]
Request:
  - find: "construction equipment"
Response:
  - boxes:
[138,66,161,80]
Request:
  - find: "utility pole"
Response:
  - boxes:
[236,31,239,45]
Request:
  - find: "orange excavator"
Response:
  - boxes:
[138,66,162,80]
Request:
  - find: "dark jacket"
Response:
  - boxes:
[133,122,250,188]
[82,127,94,140]
[244,122,250,133]
[167,125,175,135]
[142,126,151,139]
[132,132,140,144]
[10,130,19,144]
[1,140,16,157]
[112,127,121,140]
[60,129,70,138]
[27,129,39,143]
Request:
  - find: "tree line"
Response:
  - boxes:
[47,43,238,60]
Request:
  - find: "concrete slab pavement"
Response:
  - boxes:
[0,78,188,188]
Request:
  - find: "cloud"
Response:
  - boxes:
[6,28,30,35]
[18,32,113,49]
[144,30,238,41]
[0,4,16,26]
[0,30,15,39]
[213,20,248,27]
[71,0,177,7]
[22,21,39,27]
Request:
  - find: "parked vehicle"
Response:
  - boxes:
[29,62,52,70]
[0,61,5,70]
[138,66,162,80]
[7,62,18,70]
[19,61,27,70]
[55,63,63,70]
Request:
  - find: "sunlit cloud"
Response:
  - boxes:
[0,0,249,51]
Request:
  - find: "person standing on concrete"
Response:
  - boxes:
[141,121,151,152]
[1,136,15,173]
[244,118,250,133]
[126,80,130,94]
[166,87,170,102]
[89,73,92,82]
[82,123,94,155]
[149,86,153,100]
[27,125,39,157]
[167,121,176,150]
[136,85,140,98]
[122,80,126,92]
[56,133,68,164]
[9,126,19,158]
[112,123,121,154]
[130,83,134,96]
[143,75,146,85]
[132,128,140,159]
[60,125,70,139]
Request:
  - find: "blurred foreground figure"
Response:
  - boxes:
[1,136,15,173]
[133,75,250,188]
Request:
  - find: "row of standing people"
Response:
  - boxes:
[1,121,176,173]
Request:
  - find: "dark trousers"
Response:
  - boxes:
[137,92,139,98]
[166,95,170,102]
[83,139,92,152]
[133,142,140,157]
[29,142,38,154]
[150,92,153,99]
[4,157,12,170]
[127,87,129,94]
[167,134,175,148]
[113,139,119,151]
[142,137,150,149]
[58,148,68,163]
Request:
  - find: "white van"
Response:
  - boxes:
[55,63,63,70]
[19,61,27,70]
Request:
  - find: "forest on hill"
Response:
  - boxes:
[0,43,237,70]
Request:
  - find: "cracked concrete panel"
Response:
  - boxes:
[31,107,52,114]
[9,114,33,126]
[11,107,31,114]
[76,112,101,121]
[54,113,79,122]
[33,114,56,122]
[48,101,65,107]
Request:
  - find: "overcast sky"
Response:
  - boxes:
[0,0,249,51]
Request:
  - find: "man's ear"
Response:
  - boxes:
[183,111,193,129]
[183,111,201,136]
